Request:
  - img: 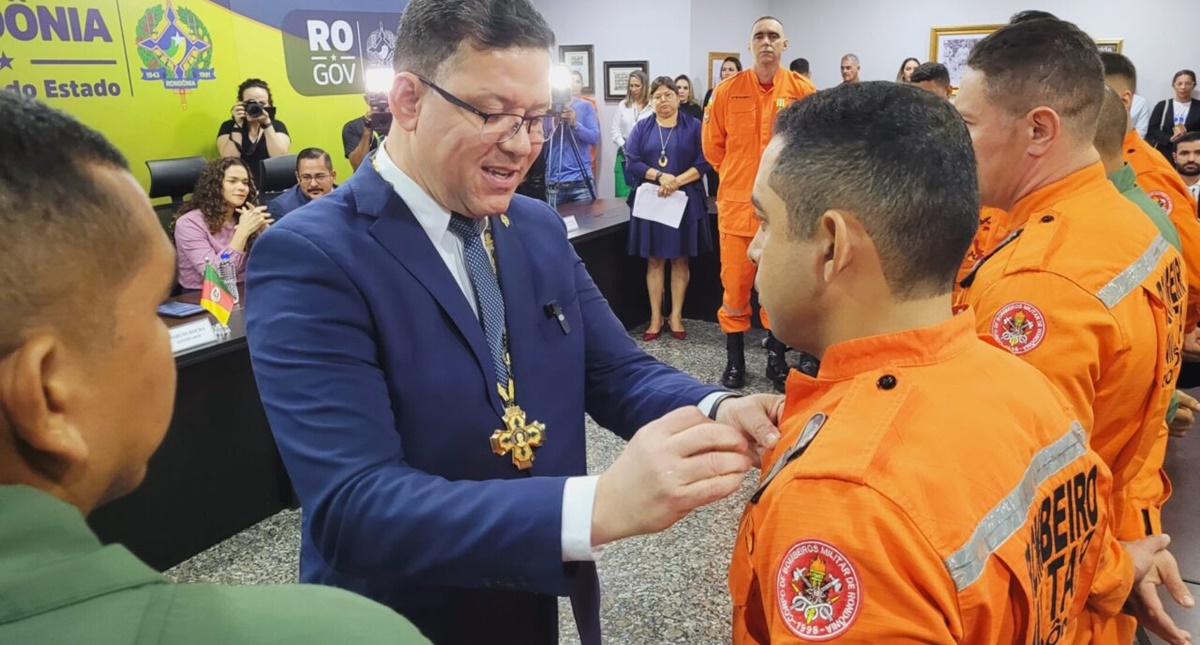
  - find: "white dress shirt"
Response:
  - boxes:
[611,101,653,149]
[374,143,732,560]
[1131,94,1151,139]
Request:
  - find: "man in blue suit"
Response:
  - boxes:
[245,1,783,643]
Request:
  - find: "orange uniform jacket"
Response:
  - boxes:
[1125,130,1200,331]
[955,163,1185,644]
[955,206,1013,295]
[702,68,816,236]
[729,312,1131,644]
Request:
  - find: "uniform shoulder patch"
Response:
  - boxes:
[1146,190,1175,216]
[990,301,1046,356]
[775,539,862,641]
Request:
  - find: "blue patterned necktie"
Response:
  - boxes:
[447,214,510,390]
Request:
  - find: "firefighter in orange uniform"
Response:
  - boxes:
[734,80,1187,645]
[954,20,1194,645]
[702,15,815,392]
[955,206,1012,292]
[1102,52,1200,332]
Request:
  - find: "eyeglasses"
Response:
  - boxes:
[414,74,554,144]
[651,93,677,103]
[298,173,331,183]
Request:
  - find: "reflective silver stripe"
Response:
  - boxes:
[1096,235,1169,309]
[943,422,1089,591]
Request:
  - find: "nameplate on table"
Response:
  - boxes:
[169,319,220,354]
[563,216,579,233]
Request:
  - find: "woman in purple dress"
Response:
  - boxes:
[625,76,713,341]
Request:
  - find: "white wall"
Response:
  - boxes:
[689,0,771,99]
[772,0,1200,98]
[533,0,775,197]
[534,0,690,198]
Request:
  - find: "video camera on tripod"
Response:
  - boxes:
[544,64,596,205]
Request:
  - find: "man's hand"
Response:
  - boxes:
[1123,534,1195,645]
[1171,390,1200,438]
[561,106,577,127]
[1183,328,1200,362]
[591,407,752,547]
[715,394,785,466]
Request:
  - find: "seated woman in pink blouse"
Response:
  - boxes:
[173,157,272,290]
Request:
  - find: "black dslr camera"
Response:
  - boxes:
[366,93,392,131]
[243,100,276,120]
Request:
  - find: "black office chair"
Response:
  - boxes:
[146,156,206,235]
[258,154,298,203]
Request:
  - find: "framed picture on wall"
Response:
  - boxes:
[929,24,1003,92]
[1095,39,1124,54]
[604,60,649,102]
[708,52,741,91]
[559,45,595,95]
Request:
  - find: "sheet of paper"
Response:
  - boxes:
[631,184,688,229]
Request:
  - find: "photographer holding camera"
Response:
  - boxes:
[343,93,391,171]
[217,78,292,186]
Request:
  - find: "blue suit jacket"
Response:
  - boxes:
[265,185,311,220]
[245,157,719,644]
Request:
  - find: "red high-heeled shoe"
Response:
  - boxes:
[669,319,686,340]
[643,330,661,341]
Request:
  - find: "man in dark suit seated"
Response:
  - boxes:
[245,1,783,644]
[266,147,337,220]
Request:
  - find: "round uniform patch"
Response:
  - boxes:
[775,539,862,641]
[1147,190,1175,215]
[991,301,1046,355]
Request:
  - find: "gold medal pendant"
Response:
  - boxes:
[491,405,546,470]
[658,155,669,168]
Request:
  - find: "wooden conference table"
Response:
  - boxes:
[88,198,724,570]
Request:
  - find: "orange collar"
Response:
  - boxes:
[1009,162,1107,229]
[790,310,977,383]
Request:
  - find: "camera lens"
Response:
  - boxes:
[246,102,263,118]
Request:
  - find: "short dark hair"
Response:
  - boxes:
[649,76,678,100]
[1094,87,1129,158]
[1175,69,1197,85]
[0,91,143,355]
[237,78,273,105]
[790,58,810,76]
[1176,131,1200,147]
[910,62,950,87]
[769,82,978,300]
[1009,9,1059,23]
[570,70,583,83]
[296,147,333,171]
[1100,52,1138,91]
[967,18,1104,141]
[392,0,555,81]
[723,56,743,72]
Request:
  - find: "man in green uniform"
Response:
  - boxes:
[0,92,429,644]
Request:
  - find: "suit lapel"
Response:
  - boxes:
[490,213,541,401]
[356,163,503,416]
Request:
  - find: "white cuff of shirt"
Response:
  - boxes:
[698,392,734,419]
[562,475,602,561]
[560,393,731,562]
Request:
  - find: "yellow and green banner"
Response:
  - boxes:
[0,0,407,196]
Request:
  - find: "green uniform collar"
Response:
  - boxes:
[0,485,166,625]
[1107,162,1138,192]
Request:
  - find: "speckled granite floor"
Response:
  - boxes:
[167,320,784,645]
